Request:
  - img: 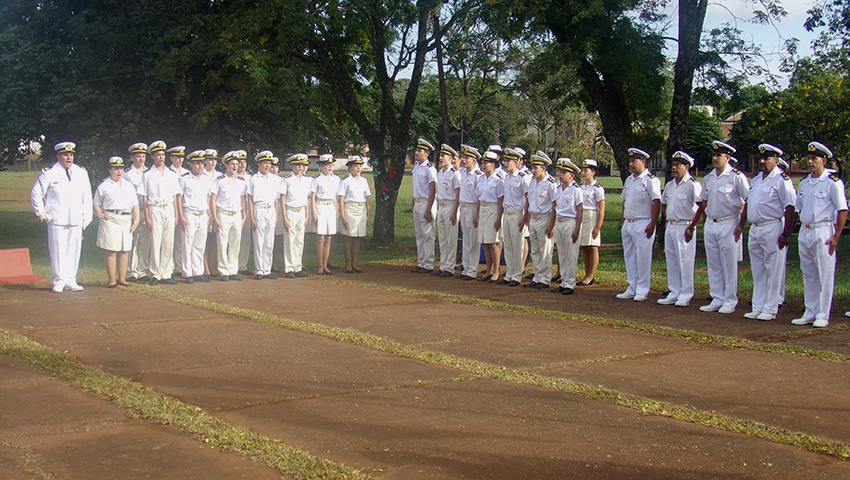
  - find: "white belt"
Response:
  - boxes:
[345,202,365,206]
[504,209,522,215]
[218,209,239,216]
[752,218,781,227]
[667,220,690,226]
[316,200,335,205]
[254,202,273,209]
[480,201,498,206]
[624,218,648,223]
[437,200,454,207]
[556,216,575,222]
[710,215,738,222]
[183,208,207,216]
[149,203,170,208]
[530,213,549,220]
[461,203,476,207]
[804,221,831,229]
[286,205,305,210]
[413,198,428,203]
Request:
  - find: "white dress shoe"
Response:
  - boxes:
[633,294,647,302]
[756,313,775,321]
[791,316,815,325]
[845,311,850,318]
[813,318,829,328]
[616,292,634,299]
[699,304,721,312]
[743,311,761,319]
[657,296,677,305]
[717,306,735,314]
[66,283,84,292]
[674,300,689,307]
[52,281,65,293]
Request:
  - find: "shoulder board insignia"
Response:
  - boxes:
[547,176,557,183]
[647,173,656,178]
[830,174,840,182]
[42,167,49,172]
[217,174,226,179]
[237,176,246,180]
[79,166,86,170]
[733,168,742,174]
[781,173,790,181]
[181,172,191,177]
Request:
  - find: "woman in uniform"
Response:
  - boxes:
[337,156,371,273]
[311,154,341,275]
[93,156,140,287]
[578,159,605,285]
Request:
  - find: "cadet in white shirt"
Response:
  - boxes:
[456,145,483,280]
[616,148,661,302]
[31,142,93,293]
[338,156,371,273]
[792,142,847,328]
[248,151,281,280]
[202,149,219,275]
[434,144,461,278]
[137,140,181,285]
[523,152,557,289]
[93,156,140,288]
[737,144,796,321]
[690,141,749,313]
[124,142,150,282]
[168,146,188,276]
[237,154,253,273]
[311,154,341,275]
[474,150,505,282]
[551,158,584,295]
[499,148,532,285]
[282,153,312,278]
[410,139,438,274]
[211,151,248,281]
[177,151,214,283]
[578,159,605,286]
[659,151,702,307]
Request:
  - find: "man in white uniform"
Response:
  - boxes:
[137,140,181,285]
[236,152,253,274]
[248,151,280,280]
[499,147,532,285]
[689,141,749,314]
[523,152,557,289]
[168,145,188,276]
[616,148,661,302]
[124,142,150,282]
[737,143,796,321]
[411,139,438,274]
[434,144,461,277]
[282,153,312,278]
[456,144,483,280]
[30,142,92,292]
[177,151,214,283]
[212,151,248,281]
[793,142,847,327]
[658,151,702,307]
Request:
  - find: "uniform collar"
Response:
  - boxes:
[632,169,649,180]
[716,163,734,177]
[674,173,692,185]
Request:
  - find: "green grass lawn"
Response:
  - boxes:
[4,170,849,313]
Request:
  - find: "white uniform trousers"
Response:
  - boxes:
[748,221,785,315]
[173,222,184,274]
[283,206,306,273]
[128,225,151,278]
[501,210,525,282]
[436,202,458,273]
[238,215,252,271]
[622,219,655,297]
[47,223,83,287]
[459,204,480,277]
[181,209,208,278]
[703,218,739,308]
[528,214,554,285]
[555,217,580,289]
[216,210,242,276]
[664,223,696,303]
[798,225,837,321]
[252,205,276,275]
[148,204,175,280]
[413,200,436,269]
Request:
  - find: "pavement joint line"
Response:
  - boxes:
[0,329,375,480]
[525,349,690,372]
[320,277,850,365]
[0,294,113,304]
[125,284,850,462]
[0,441,50,480]
[19,315,217,332]
[4,421,135,440]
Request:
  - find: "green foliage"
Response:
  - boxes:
[685,109,724,170]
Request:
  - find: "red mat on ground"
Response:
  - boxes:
[0,248,48,285]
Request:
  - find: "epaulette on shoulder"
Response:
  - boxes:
[781,173,791,181]
[647,173,656,178]
[237,175,246,180]
[547,175,557,183]
[42,167,49,172]
[830,173,840,182]
[181,172,191,177]
[217,174,226,180]
[733,168,742,175]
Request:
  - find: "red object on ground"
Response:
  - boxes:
[0,248,48,285]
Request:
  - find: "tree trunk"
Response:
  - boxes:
[371,141,407,245]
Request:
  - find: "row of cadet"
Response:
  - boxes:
[30,141,372,291]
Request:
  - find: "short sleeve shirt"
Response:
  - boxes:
[701,164,749,219]
[555,182,583,218]
[662,175,702,222]
[621,170,661,220]
[746,168,796,224]
[525,175,558,214]
[796,171,848,224]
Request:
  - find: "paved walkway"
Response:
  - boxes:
[2,266,849,479]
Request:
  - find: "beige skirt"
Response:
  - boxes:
[478,203,501,244]
[96,213,133,252]
[339,202,367,237]
[579,209,601,246]
[314,201,337,235]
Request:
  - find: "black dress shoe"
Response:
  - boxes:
[284,272,296,279]
[495,279,510,285]
[476,276,488,282]
[508,281,520,287]
[229,275,242,281]
[552,274,561,282]
[295,271,309,278]
[439,271,453,278]
[430,270,442,276]
[411,266,422,273]
[551,286,564,293]
[263,274,277,280]
[577,279,595,286]
[239,270,252,276]
[455,274,465,279]
[107,284,117,289]
[532,282,547,289]
[562,288,575,295]
[461,275,475,281]
[185,277,195,284]
[522,282,537,288]
[195,275,211,283]
[255,275,264,280]
[148,277,159,286]
[524,273,534,280]
[160,278,177,285]
[419,268,434,274]
[221,275,230,282]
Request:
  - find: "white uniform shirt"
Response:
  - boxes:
[170,165,190,177]
[203,168,217,181]
[580,181,605,211]
[621,169,662,220]
[555,182,583,218]
[179,173,214,211]
[311,173,342,201]
[213,174,248,211]
[248,172,283,204]
[796,171,848,224]
[494,166,508,180]
[31,163,93,226]
[338,175,371,203]
[436,167,461,202]
[412,161,437,199]
[525,175,558,214]
[475,173,504,203]
[503,170,531,211]
[124,166,147,204]
[459,167,482,204]
[284,173,312,208]
[93,178,138,211]
[701,164,749,219]
[662,175,702,222]
[747,168,796,223]
[137,167,180,205]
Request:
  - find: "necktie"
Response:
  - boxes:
[66,168,71,181]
